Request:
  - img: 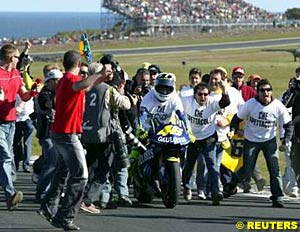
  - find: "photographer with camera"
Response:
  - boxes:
[80,59,131,214]
[282,67,300,187]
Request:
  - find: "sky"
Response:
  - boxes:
[0,0,300,13]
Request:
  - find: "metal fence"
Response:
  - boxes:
[129,19,300,37]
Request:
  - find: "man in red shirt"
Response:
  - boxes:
[0,43,32,211]
[231,66,256,101]
[38,50,104,231]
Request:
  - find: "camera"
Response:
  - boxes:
[124,125,147,153]
[141,83,151,96]
[124,79,134,95]
[112,129,130,168]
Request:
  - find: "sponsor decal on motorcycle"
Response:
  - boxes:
[157,136,189,144]
[157,125,183,136]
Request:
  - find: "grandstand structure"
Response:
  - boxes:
[101,0,290,36]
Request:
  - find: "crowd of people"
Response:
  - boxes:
[104,0,281,25]
[1,0,288,48]
[1,40,300,231]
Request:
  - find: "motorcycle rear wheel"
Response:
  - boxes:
[133,169,154,203]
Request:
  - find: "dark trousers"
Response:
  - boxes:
[13,119,34,170]
[42,133,88,222]
[83,143,113,205]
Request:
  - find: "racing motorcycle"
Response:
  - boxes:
[132,114,191,208]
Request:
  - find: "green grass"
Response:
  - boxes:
[29,29,299,182]
[29,27,300,53]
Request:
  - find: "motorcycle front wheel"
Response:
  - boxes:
[160,160,181,208]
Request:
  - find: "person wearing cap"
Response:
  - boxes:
[231,66,266,193]
[34,68,63,202]
[148,64,161,86]
[141,62,151,69]
[247,74,261,91]
[80,57,131,213]
[231,66,256,101]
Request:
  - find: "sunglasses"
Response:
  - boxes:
[80,70,88,76]
[150,71,158,75]
[197,92,209,97]
[259,88,272,93]
[232,73,244,79]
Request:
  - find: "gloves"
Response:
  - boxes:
[187,129,196,143]
[136,128,148,141]
[30,78,42,97]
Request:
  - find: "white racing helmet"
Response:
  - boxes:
[154,72,176,102]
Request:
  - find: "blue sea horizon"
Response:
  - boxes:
[0,11,127,39]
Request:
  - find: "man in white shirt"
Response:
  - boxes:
[181,76,230,206]
[225,79,293,208]
[13,96,35,173]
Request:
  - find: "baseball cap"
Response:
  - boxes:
[148,64,161,74]
[88,62,103,75]
[232,66,245,76]
[213,66,228,76]
[44,69,63,82]
[248,74,261,82]
[295,67,300,73]
[99,54,114,65]
[142,62,152,69]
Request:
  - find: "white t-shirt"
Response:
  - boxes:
[182,95,220,140]
[237,98,291,142]
[140,89,184,130]
[178,85,193,99]
[211,87,244,141]
[15,95,34,122]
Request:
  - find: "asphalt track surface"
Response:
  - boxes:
[0,171,300,232]
[2,38,300,231]
[32,37,300,58]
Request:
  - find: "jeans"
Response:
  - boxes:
[36,137,57,198]
[0,122,17,200]
[43,133,88,221]
[100,180,112,204]
[220,164,233,186]
[283,141,298,193]
[182,132,220,195]
[13,119,34,170]
[195,154,207,192]
[113,167,130,197]
[232,137,284,202]
[83,143,114,205]
[99,167,130,203]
